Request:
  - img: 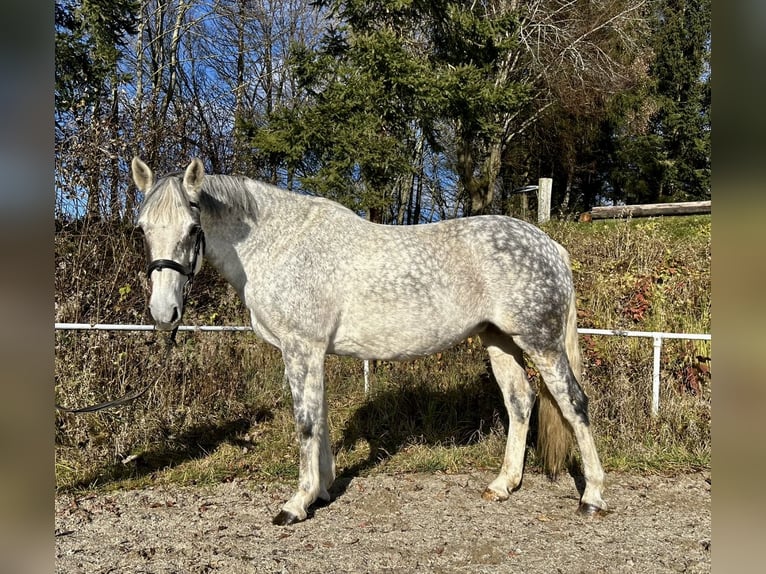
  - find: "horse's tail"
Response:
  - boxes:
[536,244,581,478]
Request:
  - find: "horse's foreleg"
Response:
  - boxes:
[480,334,536,502]
[273,341,335,525]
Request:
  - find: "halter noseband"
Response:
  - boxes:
[146,229,205,280]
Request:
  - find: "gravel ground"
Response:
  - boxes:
[55,470,710,573]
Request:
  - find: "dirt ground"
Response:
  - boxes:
[55,470,710,573]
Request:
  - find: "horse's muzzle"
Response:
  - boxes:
[150,299,182,331]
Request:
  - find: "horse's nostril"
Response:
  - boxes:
[170,307,179,323]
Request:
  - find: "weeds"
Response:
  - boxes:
[55,215,711,492]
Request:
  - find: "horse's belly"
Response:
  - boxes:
[329,311,484,360]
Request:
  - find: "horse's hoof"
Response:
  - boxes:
[577,502,608,517]
[272,510,301,526]
[481,488,509,502]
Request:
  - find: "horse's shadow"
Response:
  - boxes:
[327,368,585,504]
[329,368,512,499]
[64,408,272,490]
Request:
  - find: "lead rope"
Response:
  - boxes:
[56,280,196,413]
[57,261,191,413]
[55,330,177,414]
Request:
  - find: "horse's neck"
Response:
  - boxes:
[198,187,292,293]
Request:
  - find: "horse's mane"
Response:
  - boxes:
[140,172,268,222]
[198,175,273,221]
[142,171,330,224]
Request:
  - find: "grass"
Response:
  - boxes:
[55,215,711,493]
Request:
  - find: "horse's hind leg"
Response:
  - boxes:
[481,331,536,502]
[273,339,336,525]
[521,343,607,513]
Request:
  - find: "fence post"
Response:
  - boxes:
[652,336,662,416]
[538,177,552,223]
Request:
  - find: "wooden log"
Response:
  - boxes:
[586,200,711,220]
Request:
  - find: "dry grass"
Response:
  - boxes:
[55,215,711,493]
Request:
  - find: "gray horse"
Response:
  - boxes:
[133,157,606,525]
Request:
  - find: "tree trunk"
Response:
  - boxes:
[85,101,102,221]
[233,0,248,174]
[109,77,121,220]
[160,0,189,122]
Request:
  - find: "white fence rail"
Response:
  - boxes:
[55,323,711,415]
[578,328,711,415]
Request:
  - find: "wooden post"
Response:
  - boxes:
[520,191,528,220]
[538,178,552,223]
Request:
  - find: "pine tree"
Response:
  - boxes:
[608,0,711,203]
[55,0,138,110]
[251,1,442,220]
[56,0,139,220]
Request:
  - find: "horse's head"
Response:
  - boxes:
[134,157,206,330]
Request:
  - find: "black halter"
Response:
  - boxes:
[146,227,206,281]
[146,201,206,339]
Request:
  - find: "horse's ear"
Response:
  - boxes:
[131,157,154,193]
[183,158,205,202]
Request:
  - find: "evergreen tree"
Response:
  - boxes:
[55,0,139,220]
[252,0,650,219]
[55,0,138,110]
[251,1,447,219]
[608,0,711,204]
[252,21,429,218]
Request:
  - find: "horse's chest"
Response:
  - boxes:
[246,309,282,348]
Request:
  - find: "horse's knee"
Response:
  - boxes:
[518,387,537,419]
